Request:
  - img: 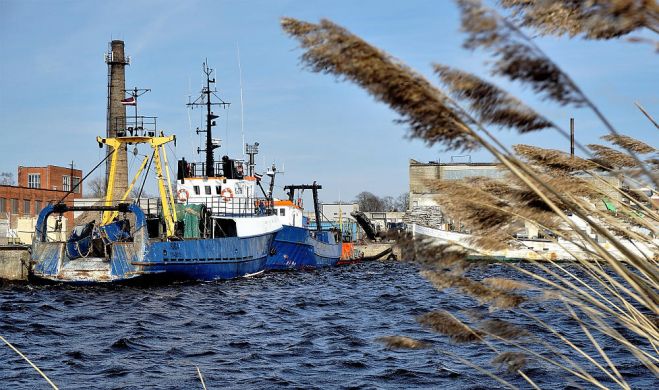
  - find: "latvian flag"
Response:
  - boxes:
[121,96,136,106]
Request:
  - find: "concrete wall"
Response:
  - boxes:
[0,246,29,281]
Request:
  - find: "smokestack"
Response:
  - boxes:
[105,40,129,201]
[570,117,575,157]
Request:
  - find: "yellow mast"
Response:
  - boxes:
[105,155,149,223]
[98,134,176,237]
[159,141,178,222]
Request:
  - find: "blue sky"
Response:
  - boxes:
[1,0,657,203]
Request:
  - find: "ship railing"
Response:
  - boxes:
[183,162,225,178]
[187,196,275,217]
[113,116,158,138]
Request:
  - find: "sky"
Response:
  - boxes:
[0,0,657,204]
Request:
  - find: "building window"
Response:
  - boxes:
[35,200,42,213]
[72,177,81,193]
[28,173,41,188]
[11,199,18,214]
[0,198,5,212]
[205,186,212,195]
[62,175,71,192]
[193,186,200,195]
[23,200,30,216]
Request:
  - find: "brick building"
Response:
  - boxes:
[0,165,83,236]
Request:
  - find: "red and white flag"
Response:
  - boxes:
[121,96,136,106]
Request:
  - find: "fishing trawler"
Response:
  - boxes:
[30,62,281,283]
[265,183,343,270]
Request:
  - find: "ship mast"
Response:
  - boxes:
[187,61,230,177]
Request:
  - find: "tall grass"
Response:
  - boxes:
[282,1,657,387]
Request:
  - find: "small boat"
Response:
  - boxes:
[265,183,343,270]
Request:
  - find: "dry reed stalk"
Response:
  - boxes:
[499,0,659,39]
[635,101,659,129]
[520,307,639,388]
[1,335,59,389]
[458,0,659,187]
[564,303,629,387]
[282,17,653,282]
[282,13,659,386]
[196,366,207,390]
[457,0,586,105]
[433,348,519,389]
[376,336,430,349]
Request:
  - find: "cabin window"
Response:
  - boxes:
[234,185,243,195]
[193,186,200,195]
[215,185,221,195]
[279,208,286,216]
[205,186,212,195]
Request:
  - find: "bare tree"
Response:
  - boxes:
[85,176,106,198]
[396,192,410,211]
[354,191,384,211]
[0,172,15,185]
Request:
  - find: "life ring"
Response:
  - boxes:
[221,187,234,202]
[177,188,189,202]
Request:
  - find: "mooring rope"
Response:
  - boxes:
[0,335,59,389]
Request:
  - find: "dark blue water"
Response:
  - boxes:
[1,261,655,389]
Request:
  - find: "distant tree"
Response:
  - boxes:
[382,195,396,211]
[0,172,15,185]
[86,175,153,199]
[396,192,410,211]
[354,191,384,211]
[86,176,106,198]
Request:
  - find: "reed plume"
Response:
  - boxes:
[376,336,430,349]
[422,270,527,309]
[513,144,598,173]
[499,0,659,39]
[601,134,656,154]
[281,18,479,151]
[492,351,528,374]
[434,64,553,133]
[478,319,530,340]
[588,144,640,168]
[417,310,483,343]
[457,0,586,106]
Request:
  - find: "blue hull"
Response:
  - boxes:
[31,204,278,283]
[266,225,341,271]
[136,233,274,281]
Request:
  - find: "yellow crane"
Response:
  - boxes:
[97,133,177,237]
